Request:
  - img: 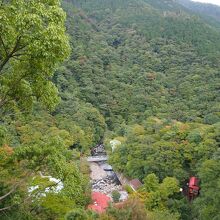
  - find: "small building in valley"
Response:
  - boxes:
[129,179,143,191]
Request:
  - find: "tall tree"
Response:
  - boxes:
[0,0,70,112]
[0,0,73,216]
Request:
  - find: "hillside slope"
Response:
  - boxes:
[61,0,220,129]
[178,0,220,24]
[58,0,220,219]
[1,0,219,219]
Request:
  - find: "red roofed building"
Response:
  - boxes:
[88,192,111,213]
[188,177,200,200]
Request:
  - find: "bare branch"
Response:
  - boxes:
[0,206,12,212]
[0,171,33,202]
[0,186,17,201]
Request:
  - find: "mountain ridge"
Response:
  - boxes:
[178,0,220,24]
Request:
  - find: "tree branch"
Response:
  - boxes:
[0,36,8,57]
[0,206,12,212]
[12,53,27,57]
[0,171,33,202]
[0,36,23,73]
[0,186,17,201]
[0,98,8,109]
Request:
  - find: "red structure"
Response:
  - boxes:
[187,177,200,200]
[88,192,111,213]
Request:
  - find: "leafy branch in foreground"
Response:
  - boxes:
[0,0,70,111]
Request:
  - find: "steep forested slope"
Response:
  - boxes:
[58,0,220,219]
[61,0,220,129]
[178,0,220,24]
[0,0,220,219]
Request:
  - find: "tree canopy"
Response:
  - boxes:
[1,0,220,219]
[0,0,70,112]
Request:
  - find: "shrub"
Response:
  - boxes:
[112,190,121,203]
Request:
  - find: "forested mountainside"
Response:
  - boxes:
[178,0,220,24]
[63,0,220,128]
[0,0,219,219]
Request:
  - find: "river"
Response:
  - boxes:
[88,144,128,201]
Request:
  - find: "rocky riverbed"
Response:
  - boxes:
[90,162,122,191]
[92,176,122,194]
[89,144,128,201]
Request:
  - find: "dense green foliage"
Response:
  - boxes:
[109,118,219,181]
[61,0,220,219]
[0,0,220,219]
[62,0,220,130]
[0,1,91,219]
[109,118,219,218]
[0,0,70,113]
